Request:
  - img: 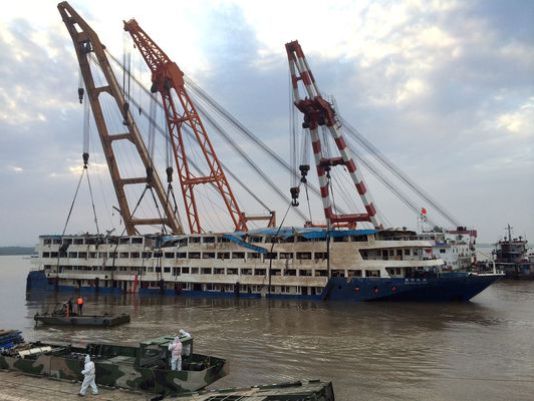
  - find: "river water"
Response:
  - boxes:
[1,255,534,400]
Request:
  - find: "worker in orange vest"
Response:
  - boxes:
[77,296,84,316]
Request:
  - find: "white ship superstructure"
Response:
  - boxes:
[37,229,443,296]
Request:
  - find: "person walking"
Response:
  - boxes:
[167,336,182,371]
[77,296,84,315]
[79,355,98,396]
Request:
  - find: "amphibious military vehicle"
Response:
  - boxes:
[176,380,335,401]
[0,334,226,394]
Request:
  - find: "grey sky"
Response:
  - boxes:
[0,0,533,245]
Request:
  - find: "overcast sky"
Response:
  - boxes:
[0,0,533,245]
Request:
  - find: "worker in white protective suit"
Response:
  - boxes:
[168,336,183,371]
[79,354,98,396]
[179,329,192,356]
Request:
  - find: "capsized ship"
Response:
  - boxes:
[0,334,226,395]
[29,3,501,303]
[28,227,500,302]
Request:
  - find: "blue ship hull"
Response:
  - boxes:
[27,271,500,302]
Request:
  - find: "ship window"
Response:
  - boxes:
[181,267,190,274]
[155,267,161,273]
[285,269,297,276]
[219,237,230,243]
[142,252,152,258]
[397,249,402,256]
[296,252,311,260]
[314,252,328,260]
[176,252,186,259]
[42,252,50,258]
[68,252,77,258]
[53,238,62,244]
[227,268,238,275]
[62,238,73,245]
[280,252,293,259]
[315,270,328,277]
[203,236,215,243]
[247,252,261,259]
[189,237,201,243]
[214,268,224,274]
[164,252,174,259]
[265,252,277,260]
[89,252,97,258]
[241,268,252,275]
[255,269,266,275]
[250,236,263,243]
[365,270,381,277]
[50,252,58,258]
[164,267,171,273]
[351,235,368,242]
[189,252,201,259]
[333,236,348,242]
[178,238,188,247]
[119,238,130,244]
[299,269,312,276]
[132,237,143,244]
[232,252,245,259]
[201,268,212,274]
[120,252,129,258]
[78,252,87,258]
[203,252,215,259]
[191,268,199,274]
[218,252,230,260]
[439,249,446,254]
[131,252,140,258]
[271,269,281,276]
[404,249,410,255]
[109,252,117,258]
[172,267,180,276]
[43,239,52,245]
[74,238,84,245]
[348,269,362,277]
[147,267,154,273]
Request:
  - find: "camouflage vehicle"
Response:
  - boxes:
[176,379,335,401]
[0,335,227,395]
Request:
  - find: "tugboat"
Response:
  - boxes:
[0,334,227,395]
[494,224,534,279]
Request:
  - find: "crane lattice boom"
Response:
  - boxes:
[286,40,381,229]
[124,19,247,234]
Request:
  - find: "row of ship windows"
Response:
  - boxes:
[42,248,422,260]
[41,235,370,246]
[68,280,322,294]
[46,265,384,277]
[42,251,328,260]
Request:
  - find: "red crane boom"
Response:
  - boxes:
[124,19,247,233]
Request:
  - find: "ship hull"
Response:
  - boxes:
[27,270,501,302]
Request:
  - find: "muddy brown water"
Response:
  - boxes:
[2,255,534,400]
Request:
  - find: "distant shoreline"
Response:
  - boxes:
[0,247,35,256]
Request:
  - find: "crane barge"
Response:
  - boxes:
[27,2,502,302]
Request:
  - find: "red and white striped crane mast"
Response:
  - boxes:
[286,40,381,229]
[123,19,247,234]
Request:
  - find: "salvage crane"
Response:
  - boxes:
[286,40,381,229]
[58,2,183,235]
[124,19,264,233]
